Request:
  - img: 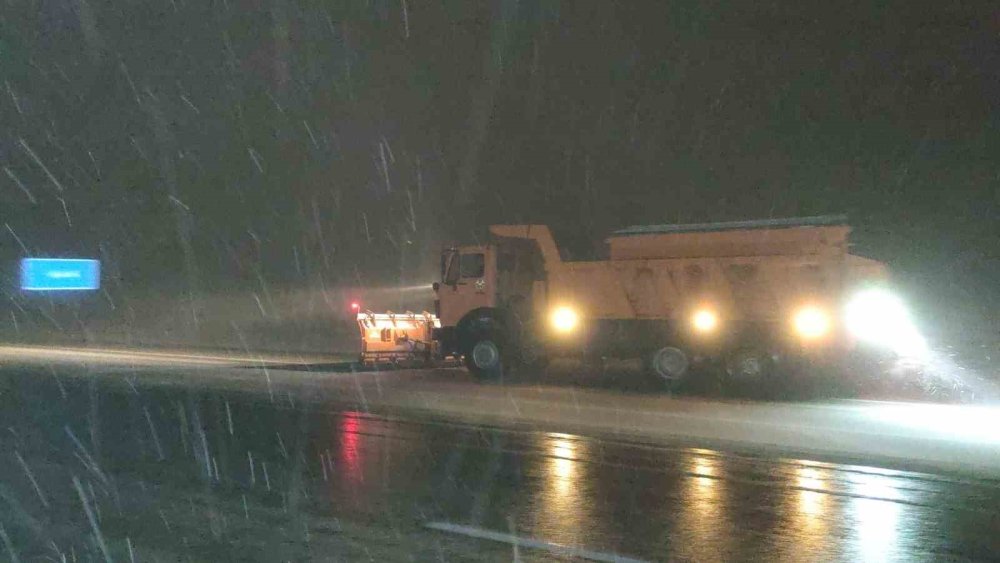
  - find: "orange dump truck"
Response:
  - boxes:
[429,216,921,385]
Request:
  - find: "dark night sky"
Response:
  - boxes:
[1,0,998,327]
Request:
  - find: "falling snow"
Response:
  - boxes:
[0,1,996,560]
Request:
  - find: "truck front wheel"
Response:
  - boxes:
[464,338,503,380]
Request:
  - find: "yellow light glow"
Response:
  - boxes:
[692,309,718,333]
[793,306,830,339]
[550,306,579,334]
[676,450,727,561]
[796,467,823,491]
[692,456,716,479]
[536,432,587,544]
[550,437,576,482]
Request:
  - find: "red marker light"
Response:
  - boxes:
[350,302,360,310]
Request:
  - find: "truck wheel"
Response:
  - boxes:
[725,347,775,382]
[646,346,689,387]
[465,338,503,380]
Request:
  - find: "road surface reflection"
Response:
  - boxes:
[316,412,984,561]
[4,362,999,560]
[328,410,427,513]
[340,411,363,485]
[671,450,732,560]
[301,413,991,560]
[850,472,904,561]
[530,433,593,548]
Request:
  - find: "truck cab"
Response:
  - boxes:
[434,235,549,373]
[437,245,494,327]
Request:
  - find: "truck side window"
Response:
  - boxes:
[460,253,485,278]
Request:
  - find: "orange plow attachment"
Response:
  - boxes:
[357,311,440,365]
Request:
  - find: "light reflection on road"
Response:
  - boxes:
[671,450,731,561]
[796,465,828,519]
[340,411,363,485]
[785,463,833,557]
[515,437,928,560]
[4,360,991,562]
[328,411,423,513]
[850,473,904,561]
[531,432,591,549]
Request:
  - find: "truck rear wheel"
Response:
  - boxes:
[465,338,503,380]
[725,347,775,382]
[645,346,689,388]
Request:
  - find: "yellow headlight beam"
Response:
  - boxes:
[794,306,831,339]
[550,306,579,334]
[692,309,718,333]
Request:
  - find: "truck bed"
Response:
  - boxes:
[548,252,884,322]
[607,216,851,260]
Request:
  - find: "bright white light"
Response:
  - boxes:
[872,403,1000,444]
[550,306,579,334]
[692,309,718,333]
[794,306,831,339]
[851,473,901,561]
[844,289,926,358]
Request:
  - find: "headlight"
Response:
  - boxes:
[845,289,925,357]
[550,306,579,334]
[793,306,831,340]
[692,309,718,333]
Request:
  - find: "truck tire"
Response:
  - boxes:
[645,346,689,388]
[725,347,775,382]
[465,338,503,380]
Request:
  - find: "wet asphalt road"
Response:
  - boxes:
[1,358,1000,561]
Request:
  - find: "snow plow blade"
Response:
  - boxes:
[357,311,440,365]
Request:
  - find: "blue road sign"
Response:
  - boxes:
[20,258,100,291]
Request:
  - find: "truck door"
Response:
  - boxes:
[495,239,546,325]
[438,246,495,327]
